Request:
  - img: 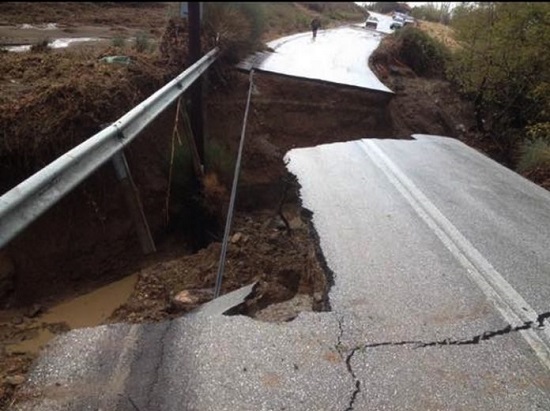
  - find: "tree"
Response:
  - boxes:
[411,2,453,25]
[447,2,550,163]
[367,2,409,14]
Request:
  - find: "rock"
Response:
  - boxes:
[5,375,25,386]
[230,232,243,244]
[171,288,214,311]
[174,290,199,305]
[12,316,24,325]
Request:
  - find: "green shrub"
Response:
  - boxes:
[203,2,266,63]
[134,31,152,53]
[394,26,450,77]
[518,138,550,173]
[411,3,452,25]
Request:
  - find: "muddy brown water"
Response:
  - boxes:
[6,273,137,354]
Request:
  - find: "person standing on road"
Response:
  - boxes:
[311,17,321,40]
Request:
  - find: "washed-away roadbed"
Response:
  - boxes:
[12,135,550,410]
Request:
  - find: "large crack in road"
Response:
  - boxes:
[361,312,549,350]
[333,310,550,410]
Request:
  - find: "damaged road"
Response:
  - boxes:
[12,135,550,410]
[8,24,550,410]
[284,135,550,410]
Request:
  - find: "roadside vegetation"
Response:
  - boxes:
[372,2,550,188]
[410,3,453,25]
[448,2,550,180]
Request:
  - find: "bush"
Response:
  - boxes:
[203,2,266,64]
[30,39,50,53]
[411,3,452,25]
[367,2,408,14]
[393,26,450,77]
[447,3,550,160]
[133,31,152,53]
[518,138,550,173]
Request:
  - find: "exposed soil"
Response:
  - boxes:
[0,4,543,409]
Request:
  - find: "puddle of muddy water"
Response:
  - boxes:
[6,274,137,354]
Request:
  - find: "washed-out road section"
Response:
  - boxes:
[11,24,550,410]
[13,135,550,410]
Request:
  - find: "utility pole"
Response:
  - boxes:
[187,2,204,169]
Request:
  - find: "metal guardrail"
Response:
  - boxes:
[0,47,219,249]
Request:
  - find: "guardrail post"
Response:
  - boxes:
[111,152,156,255]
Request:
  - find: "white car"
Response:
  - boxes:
[365,16,379,29]
[390,13,415,30]
[390,21,403,30]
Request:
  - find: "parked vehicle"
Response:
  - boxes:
[391,12,415,29]
[390,21,403,30]
[365,16,379,29]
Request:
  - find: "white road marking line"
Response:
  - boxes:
[359,139,550,370]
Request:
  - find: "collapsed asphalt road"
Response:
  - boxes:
[13,135,550,410]
[10,25,550,410]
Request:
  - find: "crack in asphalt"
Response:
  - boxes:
[358,313,550,351]
[344,347,361,411]
[335,311,549,410]
[336,316,361,411]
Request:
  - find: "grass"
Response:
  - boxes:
[111,35,126,49]
[417,20,460,51]
[205,139,235,183]
[133,31,152,53]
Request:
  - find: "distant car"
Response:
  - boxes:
[391,12,414,29]
[390,21,403,30]
[365,16,379,29]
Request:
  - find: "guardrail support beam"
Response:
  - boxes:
[0,47,218,250]
[112,153,156,255]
